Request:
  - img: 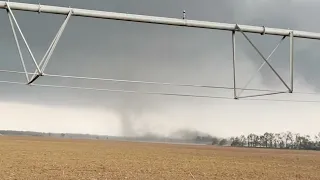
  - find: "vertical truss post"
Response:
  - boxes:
[232,31,237,99]
[7,11,29,82]
[289,31,294,93]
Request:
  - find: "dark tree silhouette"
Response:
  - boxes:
[219,139,228,146]
[230,131,320,151]
[212,137,220,145]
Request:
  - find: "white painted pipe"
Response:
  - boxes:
[1,1,320,39]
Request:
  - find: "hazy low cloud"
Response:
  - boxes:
[0,102,121,135]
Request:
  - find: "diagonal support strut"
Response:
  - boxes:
[235,24,291,93]
[6,2,42,75]
[7,10,29,82]
[41,10,73,72]
[28,9,73,85]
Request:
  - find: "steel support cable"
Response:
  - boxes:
[0,69,284,93]
[42,75,319,95]
[1,79,320,103]
[241,98,320,103]
[0,80,233,100]
[237,91,287,99]
[44,73,282,92]
[1,69,319,95]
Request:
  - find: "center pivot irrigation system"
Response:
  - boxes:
[1,1,320,101]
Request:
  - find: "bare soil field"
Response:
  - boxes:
[0,136,320,180]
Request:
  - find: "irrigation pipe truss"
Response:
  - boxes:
[1,1,320,101]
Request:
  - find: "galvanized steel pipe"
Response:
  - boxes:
[1,1,320,39]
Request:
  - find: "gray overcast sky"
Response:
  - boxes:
[1,0,320,137]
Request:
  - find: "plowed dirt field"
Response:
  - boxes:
[0,136,319,180]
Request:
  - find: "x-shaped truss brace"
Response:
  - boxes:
[5,2,73,85]
[232,24,292,99]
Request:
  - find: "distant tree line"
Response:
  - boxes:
[211,137,228,146]
[229,131,320,151]
[3,130,319,151]
[0,130,107,140]
[0,130,46,137]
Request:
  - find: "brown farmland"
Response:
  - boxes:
[0,136,320,180]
